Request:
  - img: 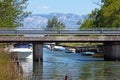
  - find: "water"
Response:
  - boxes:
[20,48,120,80]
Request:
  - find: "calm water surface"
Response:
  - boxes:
[20,48,120,80]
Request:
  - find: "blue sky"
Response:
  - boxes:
[27,0,101,15]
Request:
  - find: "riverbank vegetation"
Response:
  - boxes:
[0,46,22,80]
[79,0,120,29]
[59,42,103,47]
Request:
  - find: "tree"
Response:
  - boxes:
[80,0,120,29]
[80,19,94,29]
[0,0,30,29]
[46,16,65,30]
[101,0,120,28]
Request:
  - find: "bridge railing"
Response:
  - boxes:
[0,28,120,36]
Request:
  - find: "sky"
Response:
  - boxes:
[27,0,101,15]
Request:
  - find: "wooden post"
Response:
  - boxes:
[65,75,68,80]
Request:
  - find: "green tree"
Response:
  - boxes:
[101,0,120,28]
[0,0,30,29]
[80,0,120,29]
[46,16,65,30]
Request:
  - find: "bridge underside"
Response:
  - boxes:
[32,41,120,62]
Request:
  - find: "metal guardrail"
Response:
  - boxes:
[0,28,120,35]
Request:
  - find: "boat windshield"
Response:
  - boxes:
[14,43,31,48]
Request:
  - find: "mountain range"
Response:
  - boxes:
[21,13,87,29]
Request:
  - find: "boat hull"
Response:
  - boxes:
[11,52,32,59]
[10,48,32,59]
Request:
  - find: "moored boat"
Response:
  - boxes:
[9,43,32,59]
[53,46,66,51]
[65,48,76,53]
[81,51,95,56]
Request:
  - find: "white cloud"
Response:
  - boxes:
[43,6,49,9]
[39,5,49,10]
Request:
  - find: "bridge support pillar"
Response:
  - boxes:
[33,42,43,62]
[104,42,120,61]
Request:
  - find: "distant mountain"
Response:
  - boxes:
[21,13,87,29]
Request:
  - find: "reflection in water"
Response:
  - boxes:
[32,62,43,80]
[20,48,120,80]
[103,62,120,80]
[20,58,33,79]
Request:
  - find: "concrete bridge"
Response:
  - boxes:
[0,29,120,61]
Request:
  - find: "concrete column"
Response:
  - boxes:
[104,42,120,61]
[33,42,43,62]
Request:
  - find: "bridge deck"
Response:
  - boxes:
[0,36,120,42]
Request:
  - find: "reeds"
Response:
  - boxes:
[0,47,20,80]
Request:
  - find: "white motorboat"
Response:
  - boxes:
[81,51,95,56]
[53,46,66,51]
[9,43,32,59]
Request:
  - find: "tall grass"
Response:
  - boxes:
[0,47,20,80]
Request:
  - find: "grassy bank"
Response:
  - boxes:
[0,47,20,80]
[59,42,103,47]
